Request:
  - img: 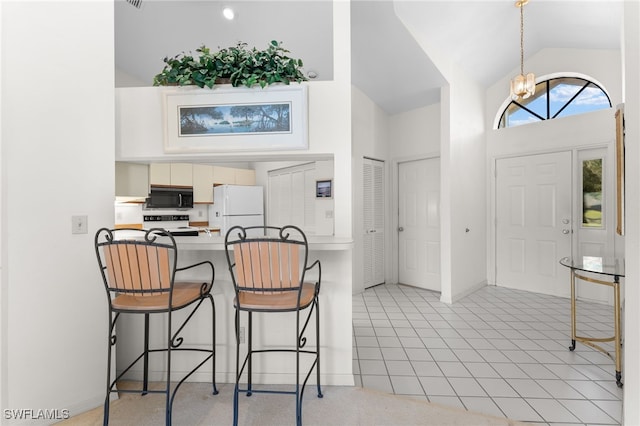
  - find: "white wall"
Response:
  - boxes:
[115,67,146,87]
[441,70,487,304]
[623,1,640,423]
[1,1,114,421]
[389,103,440,159]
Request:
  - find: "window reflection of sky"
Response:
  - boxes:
[503,79,610,128]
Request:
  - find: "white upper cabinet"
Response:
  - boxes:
[193,164,214,203]
[212,166,256,186]
[235,168,256,185]
[212,166,236,185]
[115,162,149,200]
[149,163,193,187]
[169,163,193,187]
[149,163,171,186]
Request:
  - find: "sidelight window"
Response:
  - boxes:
[582,158,603,228]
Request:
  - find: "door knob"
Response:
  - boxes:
[398,227,404,232]
[562,229,571,234]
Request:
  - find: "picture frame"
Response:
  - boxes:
[163,84,308,153]
[316,179,333,198]
[615,105,625,236]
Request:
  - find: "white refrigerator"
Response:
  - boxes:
[208,185,264,236]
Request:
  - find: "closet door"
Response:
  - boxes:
[363,158,385,289]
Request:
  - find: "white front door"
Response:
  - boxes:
[398,158,440,291]
[496,151,572,297]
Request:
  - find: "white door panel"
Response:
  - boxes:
[363,158,385,289]
[399,158,440,291]
[496,152,572,297]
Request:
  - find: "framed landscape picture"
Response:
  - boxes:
[163,84,308,153]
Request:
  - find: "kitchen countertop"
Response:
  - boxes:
[111,229,352,251]
[173,234,353,251]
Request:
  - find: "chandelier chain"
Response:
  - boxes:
[511,0,535,100]
[520,3,525,75]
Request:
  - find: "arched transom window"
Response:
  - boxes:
[497,76,612,129]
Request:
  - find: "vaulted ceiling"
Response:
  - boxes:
[115,0,623,115]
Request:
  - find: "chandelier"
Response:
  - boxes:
[510,0,535,100]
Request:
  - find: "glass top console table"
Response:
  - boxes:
[559,256,624,387]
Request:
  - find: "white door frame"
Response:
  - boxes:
[489,143,618,286]
[391,153,440,285]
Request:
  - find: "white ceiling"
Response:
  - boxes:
[115,0,623,115]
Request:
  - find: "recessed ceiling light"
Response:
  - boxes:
[222,7,235,20]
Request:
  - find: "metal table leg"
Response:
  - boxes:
[570,271,623,388]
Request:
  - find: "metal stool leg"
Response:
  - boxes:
[210,295,219,395]
[296,310,302,426]
[233,309,240,426]
[247,312,253,396]
[316,295,323,398]
[143,314,150,395]
[165,311,173,426]
[103,313,115,426]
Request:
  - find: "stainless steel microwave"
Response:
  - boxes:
[145,187,193,210]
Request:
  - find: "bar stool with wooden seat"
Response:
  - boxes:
[224,225,322,426]
[95,227,218,425]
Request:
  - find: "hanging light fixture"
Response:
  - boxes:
[510,0,535,100]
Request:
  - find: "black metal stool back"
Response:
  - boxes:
[95,228,218,425]
[225,225,323,426]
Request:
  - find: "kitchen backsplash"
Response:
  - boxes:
[114,202,209,227]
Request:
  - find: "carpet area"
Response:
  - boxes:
[60,382,527,425]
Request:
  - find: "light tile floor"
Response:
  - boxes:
[352,284,623,425]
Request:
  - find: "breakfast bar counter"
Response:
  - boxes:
[172,234,353,251]
[115,234,355,388]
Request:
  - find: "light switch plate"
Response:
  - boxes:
[72,215,88,234]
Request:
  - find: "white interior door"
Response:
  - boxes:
[363,158,384,289]
[496,151,572,297]
[398,158,440,291]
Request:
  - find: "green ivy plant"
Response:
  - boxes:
[152,40,307,89]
